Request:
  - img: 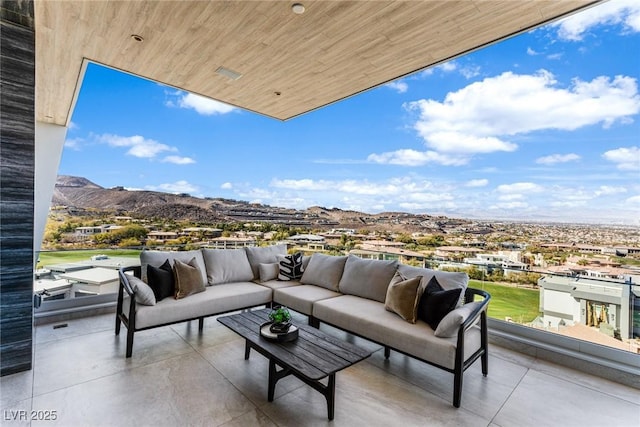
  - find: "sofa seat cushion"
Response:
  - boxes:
[273,285,342,316]
[258,279,303,292]
[313,295,481,370]
[126,282,272,329]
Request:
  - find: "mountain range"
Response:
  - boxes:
[52,175,467,233]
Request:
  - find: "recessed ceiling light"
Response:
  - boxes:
[215,66,243,80]
[130,34,144,42]
[292,3,305,14]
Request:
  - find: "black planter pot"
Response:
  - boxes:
[269,321,292,334]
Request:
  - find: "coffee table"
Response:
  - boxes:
[218,309,373,420]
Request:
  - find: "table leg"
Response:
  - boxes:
[326,374,335,420]
[244,340,251,360]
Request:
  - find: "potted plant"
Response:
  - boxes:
[269,305,292,333]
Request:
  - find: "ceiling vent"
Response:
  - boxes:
[215,66,242,80]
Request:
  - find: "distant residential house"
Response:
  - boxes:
[181,227,222,238]
[147,231,179,241]
[434,246,482,261]
[205,237,256,249]
[463,252,529,275]
[287,234,326,251]
[351,246,426,265]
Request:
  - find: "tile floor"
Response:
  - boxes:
[1,310,638,427]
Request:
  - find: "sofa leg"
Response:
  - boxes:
[115,315,121,336]
[453,370,462,408]
[198,317,204,331]
[384,346,390,359]
[126,329,134,358]
[309,316,320,328]
[482,351,488,377]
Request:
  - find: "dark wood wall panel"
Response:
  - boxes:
[0,0,35,376]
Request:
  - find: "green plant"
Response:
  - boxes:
[269,306,292,324]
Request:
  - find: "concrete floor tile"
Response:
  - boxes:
[0,398,31,427]
[35,313,114,344]
[33,327,194,396]
[218,407,278,427]
[493,370,640,427]
[31,353,256,427]
[0,369,33,408]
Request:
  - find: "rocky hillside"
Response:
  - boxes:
[52,175,470,232]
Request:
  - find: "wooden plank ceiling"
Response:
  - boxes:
[35,0,599,123]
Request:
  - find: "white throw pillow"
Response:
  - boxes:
[129,275,156,306]
[434,302,483,337]
[258,262,280,282]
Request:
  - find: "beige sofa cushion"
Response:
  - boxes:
[274,284,341,315]
[300,254,347,291]
[313,295,481,370]
[174,258,206,299]
[140,250,207,286]
[435,301,483,338]
[202,248,253,285]
[384,275,422,323]
[338,256,398,302]
[244,244,287,280]
[127,282,272,329]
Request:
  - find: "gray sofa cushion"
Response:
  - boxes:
[140,249,207,286]
[338,256,398,302]
[274,284,342,315]
[258,262,280,282]
[244,244,287,280]
[126,282,272,329]
[313,295,481,370]
[397,264,468,306]
[300,253,347,291]
[202,248,253,285]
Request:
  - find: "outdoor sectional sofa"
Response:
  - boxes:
[116,245,490,407]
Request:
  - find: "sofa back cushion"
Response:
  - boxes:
[397,264,468,306]
[140,249,207,286]
[202,248,254,285]
[300,253,347,291]
[244,244,287,280]
[338,256,398,302]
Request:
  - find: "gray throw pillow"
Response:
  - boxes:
[258,263,280,282]
[300,253,347,291]
[338,256,398,302]
[202,248,253,285]
[129,275,156,306]
[244,244,287,280]
[384,275,422,323]
[434,302,483,337]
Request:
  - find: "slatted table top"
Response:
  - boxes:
[218,309,373,380]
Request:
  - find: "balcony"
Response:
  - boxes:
[2,310,638,426]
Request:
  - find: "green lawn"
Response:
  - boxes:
[469,280,540,323]
[37,249,141,267]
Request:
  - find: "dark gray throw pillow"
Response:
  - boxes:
[418,276,462,330]
[147,259,175,301]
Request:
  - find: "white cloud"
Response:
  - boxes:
[595,185,627,196]
[375,70,640,166]
[438,62,457,72]
[97,134,176,158]
[602,146,640,170]
[626,195,640,204]
[459,65,481,79]
[526,47,540,56]
[546,53,563,60]
[536,153,581,165]
[162,155,195,165]
[385,81,408,93]
[166,91,236,115]
[465,179,488,187]
[146,180,198,194]
[220,182,233,189]
[497,182,544,194]
[64,137,83,150]
[367,149,469,166]
[553,0,640,41]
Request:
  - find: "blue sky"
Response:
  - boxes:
[62,0,640,225]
